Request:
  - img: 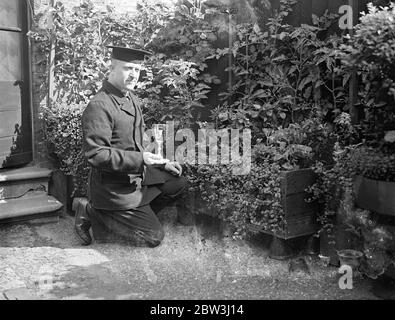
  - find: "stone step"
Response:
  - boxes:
[0,192,63,224]
[0,167,52,200]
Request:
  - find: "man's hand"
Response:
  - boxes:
[143,152,169,165]
[164,161,183,177]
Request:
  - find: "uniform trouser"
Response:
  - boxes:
[85,171,193,247]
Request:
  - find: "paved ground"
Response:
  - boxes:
[0,208,378,300]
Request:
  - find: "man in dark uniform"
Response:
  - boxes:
[74,46,194,247]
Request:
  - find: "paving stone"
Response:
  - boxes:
[0,267,27,291]
[2,288,37,300]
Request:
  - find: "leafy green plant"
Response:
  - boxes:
[209,0,349,135]
[41,101,88,196]
[308,143,358,241]
[184,0,344,239]
[134,0,221,128]
[304,4,395,277]
[308,131,395,277]
[340,2,395,143]
[186,160,283,239]
[187,115,334,239]
[348,146,395,182]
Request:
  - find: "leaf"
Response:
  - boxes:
[253,23,261,34]
[277,32,288,40]
[288,65,298,76]
[249,111,259,118]
[304,87,312,99]
[298,76,312,91]
[315,80,324,88]
[272,54,287,62]
[342,73,351,87]
[252,89,267,98]
[258,81,274,87]
[384,131,395,143]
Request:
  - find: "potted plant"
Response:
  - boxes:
[353,134,395,216]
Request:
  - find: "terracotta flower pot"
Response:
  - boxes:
[337,249,363,272]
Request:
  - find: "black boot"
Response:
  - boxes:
[176,191,196,226]
[73,198,92,245]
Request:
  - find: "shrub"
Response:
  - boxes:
[348,146,395,182]
[340,2,395,141]
[308,133,395,278]
[187,115,334,239]
[210,0,349,134]
[186,0,342,239]
[41,101,88,196]
[304,4,395,277]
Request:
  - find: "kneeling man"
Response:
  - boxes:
[74,46,194,247]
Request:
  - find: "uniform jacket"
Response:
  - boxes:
[82,80,166,210]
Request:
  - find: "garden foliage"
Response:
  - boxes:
[308,3,395,278]
[340,2,395,142]
[32,0,395,275]
[187,0,344,237]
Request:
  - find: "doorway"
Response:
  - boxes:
[0,0,32,169]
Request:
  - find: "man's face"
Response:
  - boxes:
[110,59,142,92]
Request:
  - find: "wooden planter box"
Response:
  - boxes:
[250,168,320,240]
[354,176,395,216]
[247,168,321,259]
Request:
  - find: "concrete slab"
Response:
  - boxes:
[0,193,62,222]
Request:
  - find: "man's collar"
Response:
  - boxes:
[102,80,128,105]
